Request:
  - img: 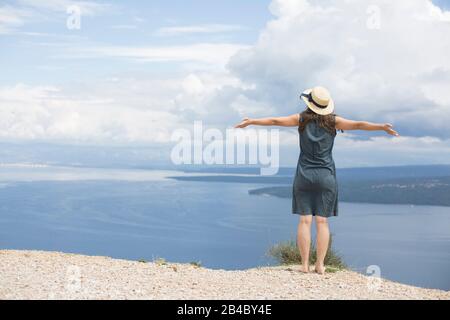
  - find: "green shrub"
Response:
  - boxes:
[189,261,202,268]
[154,257,167,266]
[267,235,346,270]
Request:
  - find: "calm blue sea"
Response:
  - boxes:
[0,166,449,290]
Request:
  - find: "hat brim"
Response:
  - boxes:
[300,89,335,116]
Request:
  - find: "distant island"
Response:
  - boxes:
[249,176,450,207]
[169,165,450,207]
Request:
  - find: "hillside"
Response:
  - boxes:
[0,250,448,300]
[248,176,450,207]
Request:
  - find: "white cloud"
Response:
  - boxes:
[17,0,110,16]
[0,83,178,144]
[0,5,30,34]
[2,0,450,169]
[110,24,138,30]
[154,24,245,36]
[70,43,250,67]
[0,0,111,34]
[277,130,450,167]
[227,0,450,138]
[0,71,245,144]
[182,74,205,95]
[333,133,450,167]
[268,0,311,17]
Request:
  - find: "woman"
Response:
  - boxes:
[234,86,399,274]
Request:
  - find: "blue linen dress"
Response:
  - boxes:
[292,114,339,217]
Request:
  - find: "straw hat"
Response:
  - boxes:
[300,86,335,115]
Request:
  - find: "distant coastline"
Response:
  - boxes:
[248,176,450,207]
[168,170,450,207]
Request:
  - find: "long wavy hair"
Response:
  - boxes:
[298,108,337,136]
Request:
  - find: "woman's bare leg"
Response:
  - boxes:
[297,215,313,273]
[315,216,330,274]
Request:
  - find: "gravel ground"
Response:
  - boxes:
[0,250,448,300]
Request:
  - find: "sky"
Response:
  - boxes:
[1,0,450,168]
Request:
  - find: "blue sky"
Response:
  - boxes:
[0,0,271,85]
[1,0,450,168]
[434,0,450,9]
[2,0,449,84]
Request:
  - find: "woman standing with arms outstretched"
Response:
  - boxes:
[235,86,399,274]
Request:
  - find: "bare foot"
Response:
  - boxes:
[299,265,310,273]
[314,264,326,275]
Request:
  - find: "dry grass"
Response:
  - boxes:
[268,235,346,270]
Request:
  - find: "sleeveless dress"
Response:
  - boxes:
[292,114,339,217]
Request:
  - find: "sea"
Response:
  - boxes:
[0,165,449,290]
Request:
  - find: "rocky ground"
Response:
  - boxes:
[0,250,448,300]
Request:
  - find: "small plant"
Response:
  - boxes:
[267,235,346,270]
[189,261,202,268]
[154,257,167,266]
[324,266,341,273]
[138,259,147,263]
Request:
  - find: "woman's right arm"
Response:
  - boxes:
[234,114,300,128]
[335,116,399,136]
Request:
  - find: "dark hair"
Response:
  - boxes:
[298,108,337,136]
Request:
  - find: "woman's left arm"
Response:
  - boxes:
[234,114,300,128]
